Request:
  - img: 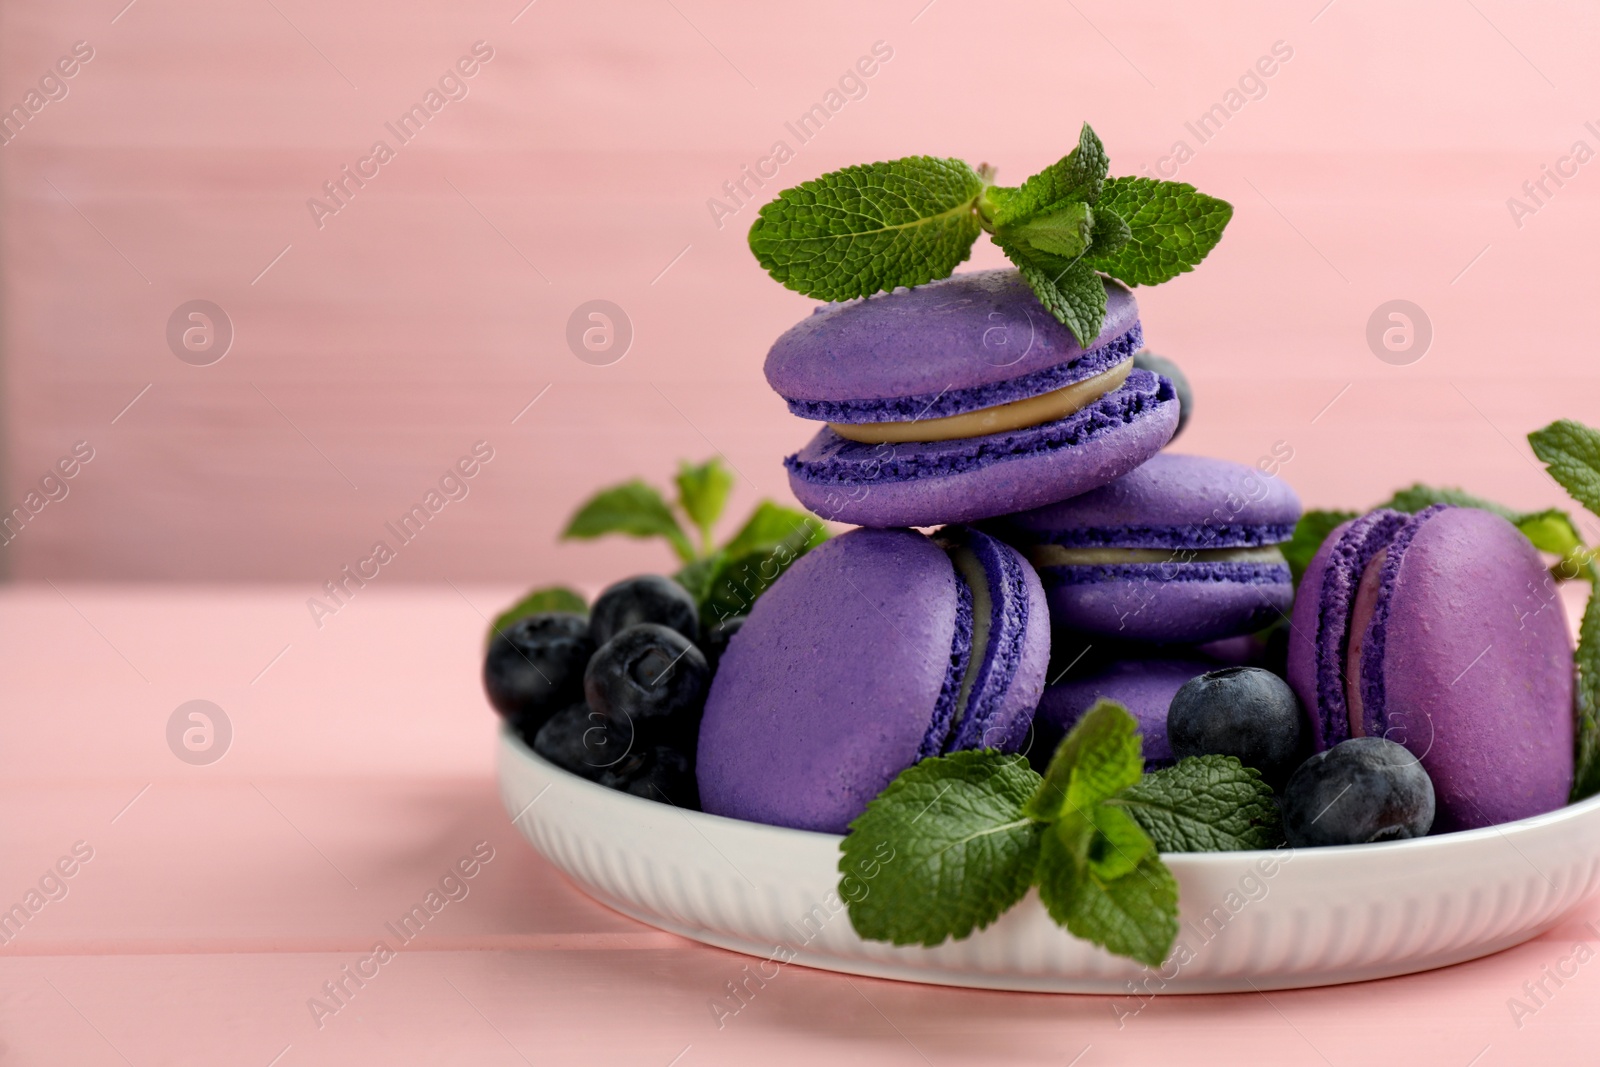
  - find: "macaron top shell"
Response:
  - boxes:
[696,528,963,832]
[765,269,1142,423]
[987,452,1301,550]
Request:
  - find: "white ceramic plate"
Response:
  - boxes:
[499,729,1600,993]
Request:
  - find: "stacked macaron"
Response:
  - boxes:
[984,451,1303,769]
[698,267,1307,829]
[766,269,1179,528]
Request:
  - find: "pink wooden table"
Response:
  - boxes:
[2,582,1597,1066]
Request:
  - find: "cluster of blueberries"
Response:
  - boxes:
[483,576,742,809]
[1164,666,1435,847]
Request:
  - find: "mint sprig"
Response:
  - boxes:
[496,456,828,637]
[747,123,1232,345]
[843,701,1241,967]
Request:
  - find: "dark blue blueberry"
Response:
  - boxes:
[531,702,633,779]
[1168,666,1306,786]
[600,745,699,808]
[584,623,710,748]
[589,575,699,646]
[483,613,594,735]
[699,615,746,675]
[1282,737,1435,847]
[1132,350,1192,438]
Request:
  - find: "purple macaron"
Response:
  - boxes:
[1035,656,1219,771]
[696,525,1050,833]
[767,269,1179,528]
[1286,505,1574,833]
[984,452,1301,643]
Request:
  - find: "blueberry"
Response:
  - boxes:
[600,745,699,808]
[1133,350,1192,439]
[1283,737,1435,847]
[483,613,594,734]
[590,575,699,646]
[585,623,710,747]
[1167,666,1306,786]
[700,615,745,674]
[531,703,633,779]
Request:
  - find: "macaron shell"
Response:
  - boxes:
[765,269,1141,419]
[1375,507,1573,832]
[785,369,1178,528]
[695,528,961,833]
[1039,562,1293,643]
[1034,657,1218,767]
[987,452,1302,549]
[939,526,1051,753]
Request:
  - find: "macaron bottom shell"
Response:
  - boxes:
[784,369,1179,528]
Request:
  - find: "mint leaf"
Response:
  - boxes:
[1036,821,1177,967]
[1379,484,1585,559]
[1087,804,1154,880]
[1025,698,1144,822]
[720,500,827,560]
[488,585,586,644]
[1005,249,1107,347]
[840,751,1044,947]
[563,479,695,564]
[675,458,734,552]
[1283,509,1357,586]
[1531,420,1600,518]
[1083,176,1232,286]
[1111,756,1285,852]
[1085,206,1131,259]
[1573,589,1600,801]
[981,123,1109,229]
[748,157,985,301]
[1003,201,1094,259]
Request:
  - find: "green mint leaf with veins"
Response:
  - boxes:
[1001,201,1094,260]
[681,500,828,626]
[1004,247,1108,348]
[982,123,1109,229]
[839,751,1044,947]
[1284,510,1359,587]
[674,458,734,553]
[1036,819,1178,967]
[1025,699,1145,822]
[563,479,696,564]
[747,156,985,301]
[1110,756,1286,852]
[488,586,587,645]
[1085,206,1131,259]
[1083,176,1233,286]
[1531,420,1600,517]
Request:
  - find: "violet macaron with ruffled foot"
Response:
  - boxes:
[984,452,1301,643]
[767,269,1179,528]
[1286,504,1574,833]
[696,525,1050,833]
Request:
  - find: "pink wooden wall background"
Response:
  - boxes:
[3,0,1599,583]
